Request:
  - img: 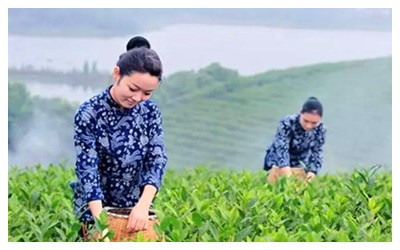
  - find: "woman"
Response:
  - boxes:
[70,36,167,238]
[263,97,326,184]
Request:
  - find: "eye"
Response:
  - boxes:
[129,87,139,92]
[144,92,152,96]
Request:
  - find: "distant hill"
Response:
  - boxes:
[8,9,392,37]
[154,57,392,172]
[8,57,392,172]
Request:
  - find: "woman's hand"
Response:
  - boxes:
[126,185,157,233]
[305,172,316,183]
[126,202,149,233]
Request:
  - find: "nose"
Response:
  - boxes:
[131,93,142,103]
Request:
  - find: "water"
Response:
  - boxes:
[17,81,98,103]
[9,24,392,76]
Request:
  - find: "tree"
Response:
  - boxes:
[8,83,33,151]
[83,60,90,74]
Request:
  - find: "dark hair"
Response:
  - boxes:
[301,97,323,117]
[116,36,162,81]
[126,36,151,51]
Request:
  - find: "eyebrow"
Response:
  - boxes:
[130,82,155,92]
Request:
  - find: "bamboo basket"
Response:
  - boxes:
[104,207,161,242]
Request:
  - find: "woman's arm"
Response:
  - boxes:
[308,126,327,176]
[265,118,292,169]
[139,102,168,192]
[138,185,157,208]
[74,105,104,219]
[88,200,103,219]
[127,102,167,233]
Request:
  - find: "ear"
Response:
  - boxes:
[113,66,121,83]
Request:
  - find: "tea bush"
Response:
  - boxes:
[8,164,391,242]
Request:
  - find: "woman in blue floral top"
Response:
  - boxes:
[70,37,167,234]
[263,97,326,184]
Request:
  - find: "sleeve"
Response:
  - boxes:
[268,118,292,168]
[140,103,168,193]
[308,126,327,175]
[74,105,104,202]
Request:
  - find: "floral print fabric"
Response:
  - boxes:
[70,85,167,222]
[264,114,326,174]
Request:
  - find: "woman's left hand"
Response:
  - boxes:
[305,172,316,183]
[126,203,149,233]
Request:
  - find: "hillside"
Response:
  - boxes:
[155,57,392,172]
[8,57,392,172]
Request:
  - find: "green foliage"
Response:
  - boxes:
[85,210,115,242]
[8,164,80,242]
[8,83,33,150]
[154,166,391,242]
[8,164,392,242]
[31,96,76,121]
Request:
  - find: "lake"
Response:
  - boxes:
[9,24,392,76]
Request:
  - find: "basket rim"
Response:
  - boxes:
[104,206,157,220]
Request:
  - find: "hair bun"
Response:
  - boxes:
[126,36,151,51]
[301,96,323,117]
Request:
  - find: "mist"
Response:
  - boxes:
[8,108,76,169]
[8,10,392,172]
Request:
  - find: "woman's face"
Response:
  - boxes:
[300,112,321,131]
[111,66,159,108]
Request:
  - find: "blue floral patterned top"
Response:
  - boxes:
[70,85,167,222]
[263,114,326,174]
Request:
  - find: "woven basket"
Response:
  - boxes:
[104,207,161,242]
